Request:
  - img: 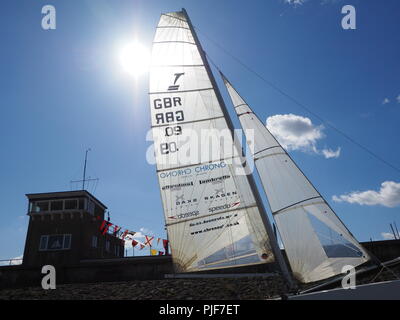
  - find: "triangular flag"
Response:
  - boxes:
[158,251,164,256]
[157,238,161,245]
[139,244,145,250]
[150,249,158,256]
[132,240,138,248]
[121,230,129,239]
[113,225,121,236]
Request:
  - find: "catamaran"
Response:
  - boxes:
[148,8,399,297]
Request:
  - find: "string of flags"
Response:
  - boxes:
[97,216,169,255]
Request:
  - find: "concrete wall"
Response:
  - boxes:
[1,239,399,289]
[0,256,173,289]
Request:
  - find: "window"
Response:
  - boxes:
[91,236,98,248]
[50,201,63,211]
[39,234,71,251]
[32,201,49,212]
[105,240,110,252]
[87,200,95,215]
[39,235,48,250]
[65,199,78,210]
[78,198,85,210]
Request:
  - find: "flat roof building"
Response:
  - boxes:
[23,190,124,267]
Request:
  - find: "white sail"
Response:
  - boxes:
[222,74,370,283]
[149,11,276,272]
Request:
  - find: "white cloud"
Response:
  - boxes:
[285,0,306,4]
[332,181,400,208]
[396,95,400,103]
[321,147,341,159]
[382,98,390,105]
[381,232,395,240]
[266,113,340,159]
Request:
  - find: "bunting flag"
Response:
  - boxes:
[98,219,168,254]
[150,249,158,256]
[162,239,169,251]
[121,230,129,239]
[144,236,154,247]
[100,220,112,235]
[113,225,121,236]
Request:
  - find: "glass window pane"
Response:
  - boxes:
[33,201,49,212]
[47,235,64,250]
[63,235,71,249]
[65,200,78,210]
[50,201,63,211]
[39,235,48,250]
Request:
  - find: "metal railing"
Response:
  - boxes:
[0,258,23,266]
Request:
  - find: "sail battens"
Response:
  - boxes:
[253,146,281,156]
[151,115,225,129]
[234,103,248,109]
[272,196,323,215]
[153,40,196,45]
[149,87,214,95]
[150,64,204,68]
[222,73,370,283]
[156,154,242,173]
[162,13,188,23]
[165,204,258,227]
[237,112,254,117]
[157,26,190,30]
[254,152,286,161]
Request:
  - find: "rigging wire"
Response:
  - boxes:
[195,27,400,176]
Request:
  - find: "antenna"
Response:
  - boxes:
[83,148,91,190]
[70,148,99,193]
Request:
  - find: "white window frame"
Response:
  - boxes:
[38,234,72,251]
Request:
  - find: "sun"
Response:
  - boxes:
[118,41,150,77]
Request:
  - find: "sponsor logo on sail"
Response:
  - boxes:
[176,195,198,206]
[203,189,237,201]
[161,181,193,191]
[168,72,185,91]
[168,210,200,220]
[159,161,227,179]
[208,202,240,213]
[199,175,231,185]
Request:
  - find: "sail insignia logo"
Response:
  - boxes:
[204,189,237,201]
[208,202,240,213]
[176,195,198,206]
[168,210,200,220]
[168,72,185,91]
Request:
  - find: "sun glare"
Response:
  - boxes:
[118,41,150,77]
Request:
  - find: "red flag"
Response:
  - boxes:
[162,239,169,250]
[144,236,154,246]
[113,225,121,236]
[100,220,112,235]
[158,251,164,256]
[139,244,145,250]
[132,240,138,247]
[121,230,129,239]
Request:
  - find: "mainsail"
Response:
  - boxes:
[222,74,370,283]
[149,10,283,272]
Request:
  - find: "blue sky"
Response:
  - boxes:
[1,0,399,260]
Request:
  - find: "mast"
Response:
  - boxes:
[181,8,296,289]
